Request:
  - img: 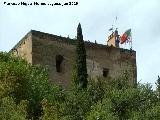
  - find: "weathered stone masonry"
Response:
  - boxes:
[10,30,137,88]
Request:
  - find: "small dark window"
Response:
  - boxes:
[103,68,109,77]
[56,55,63,72]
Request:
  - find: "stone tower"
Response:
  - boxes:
[10,30,137,88]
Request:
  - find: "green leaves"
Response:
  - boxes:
[0,97,28,120]
[86,99,118,120]
[1,52,160,120]
[156,76,160,97]
[72,23,88,89]
[0,52,51,119]
[0,52,30,99]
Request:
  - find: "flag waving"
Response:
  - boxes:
[120,29,131,44]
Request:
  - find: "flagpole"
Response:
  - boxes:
[115,16,117,30]
[131,30,132,50]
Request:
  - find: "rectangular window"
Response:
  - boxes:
[103,68,109,77]
[56,55,63,72]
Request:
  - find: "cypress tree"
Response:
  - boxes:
[157,75,160,97]
[72,23,88,88]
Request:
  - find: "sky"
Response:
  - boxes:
[0,0,160,88]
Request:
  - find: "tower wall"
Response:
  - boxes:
[10,30,136,88]
[32,31,75,88]
[10,32,32,64]
[30,30,136,88]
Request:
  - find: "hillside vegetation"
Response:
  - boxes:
[0,52,160,120]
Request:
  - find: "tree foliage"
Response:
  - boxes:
[1,51,160,120]
[0,97,28,120]
[0,52,54,119]
[72,23,88,89]
[156,75,160,97]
